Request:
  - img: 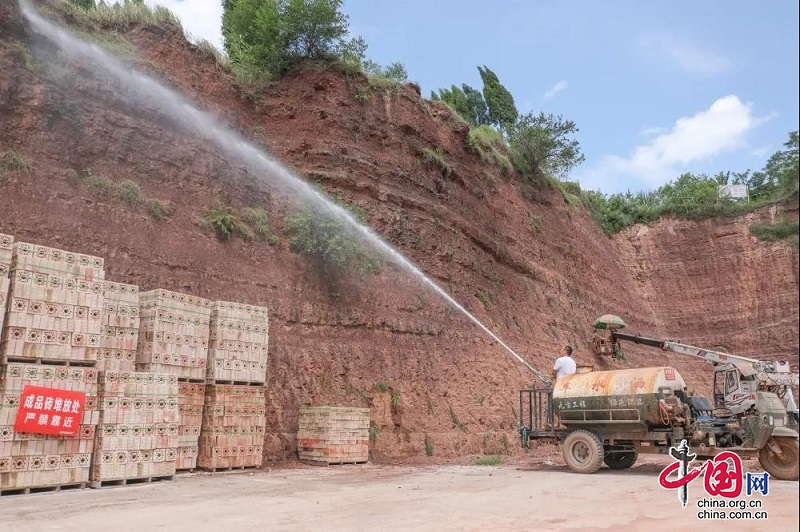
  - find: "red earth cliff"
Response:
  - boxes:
[1,1,798,462]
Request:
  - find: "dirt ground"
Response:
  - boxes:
[2,458,797,532]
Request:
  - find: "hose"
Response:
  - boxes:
[658,402,670,425]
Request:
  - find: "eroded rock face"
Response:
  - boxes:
[1,2,797,461]
[614,204,799,367]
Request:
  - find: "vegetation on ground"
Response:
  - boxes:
[421,147,452,176]
[83,169,144,207]
[221,0,407,86]
[749,221,799,247]
[0,150,34,174]
[67,0,182,31]
[202,204,279,243]
[476,455,501,466]
[284,193,383,282]
[424,434,434,456]
[581,131,799,235]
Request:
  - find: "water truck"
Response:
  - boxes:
[518,315,799,480]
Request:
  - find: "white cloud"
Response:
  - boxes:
[143,0,225,50]
[543,80,568,100]
[575,95,774,194]
[640,33,731,75]
[639,125,666,137]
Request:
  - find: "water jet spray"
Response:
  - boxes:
[17,0,552,386]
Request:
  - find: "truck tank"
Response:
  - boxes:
[553,366,687,428]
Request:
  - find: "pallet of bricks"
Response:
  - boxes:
[297,406,370,465]
[0,239,102,494]
[91,370,179,487]
[98,281,139,372]
[136,289,212,472]
[198,301,269,471]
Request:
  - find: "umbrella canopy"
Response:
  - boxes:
[593,314,626,330]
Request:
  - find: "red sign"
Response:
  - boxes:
[13,385,85,436]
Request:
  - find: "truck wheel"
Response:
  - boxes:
[563,430,604,474]
[604,451,638,470]
[759,437,799,481]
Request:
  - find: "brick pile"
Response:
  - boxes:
[137,289,211,381]
[198,385,265,470]
[297,406,369,465]
[176,382,204,470]
[91,371,179,485]
[97,282,139,372]
[207,301,269,384]
[1,242,105,365]
[0,363,99,491]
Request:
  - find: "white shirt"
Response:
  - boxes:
[553,356,577,380]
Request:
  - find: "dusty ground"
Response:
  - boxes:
[2,460,797,531]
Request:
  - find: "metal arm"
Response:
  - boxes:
[611,331,799,386]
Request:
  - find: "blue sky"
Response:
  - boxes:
[144,0,799,195]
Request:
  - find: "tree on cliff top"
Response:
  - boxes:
[478,66,518,130]
[506,112,585,179]
[222,0,352,75]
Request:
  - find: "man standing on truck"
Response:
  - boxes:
[552,345,576,382]
[548,346,576,429]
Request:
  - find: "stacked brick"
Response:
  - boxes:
[91,371,179,485]
[198,385,265,470]
[297,406,369,465]
[207,301,269,384]
[176,382,204,470]
[0,364,99,491]
[97,282,139,372]
[137,289,211,381]
[0,233,12,334]
[1,242,104,365]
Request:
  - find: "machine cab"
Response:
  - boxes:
[713,364,757,414]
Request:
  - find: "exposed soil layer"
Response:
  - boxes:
[1,1,798,462]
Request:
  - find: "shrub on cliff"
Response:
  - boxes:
[506,112,585,181]
[222,0,354,76]
[284,198,382,281]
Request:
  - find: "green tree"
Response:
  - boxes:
[765,130,799,199]
[363,60,408,83]
[222,0,353,76]
[657,172,719,214]
[477,66,518,129]
[461,84,489,126]
[432,84,489,127]
[432,85,470,122]
[506,112,585,178]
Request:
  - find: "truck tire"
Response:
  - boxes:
[604,451,638,470]
[759,437,799,481]
[563,430,604,474]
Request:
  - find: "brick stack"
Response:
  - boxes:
[0,233,12,334]
[176,382,204,471]
[1,242,104,365]
[137,289,211,381]
[198,385,265,470]
[91,371,179,486]
[297,406,370,465]
[97,282,139,372]
[0,364,100,491]
[207,301,269,384]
